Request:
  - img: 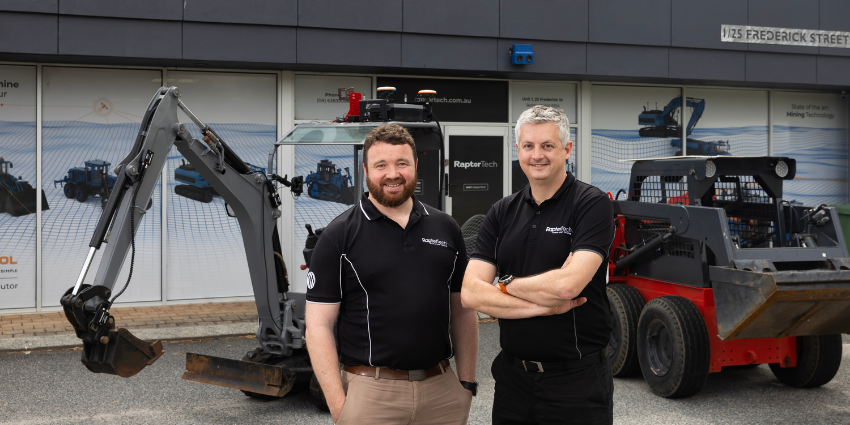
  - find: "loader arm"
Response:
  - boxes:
[60,86,303,378]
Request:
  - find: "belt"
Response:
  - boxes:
[507,346,608,373]
[343,359,451,381]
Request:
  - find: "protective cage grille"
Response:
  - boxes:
[635,219,696,259]
[630,174,778,249]
[630,175,690,204]
[713,175,776,248]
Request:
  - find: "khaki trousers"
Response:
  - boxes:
[336,366,472,425]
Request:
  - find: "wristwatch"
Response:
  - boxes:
[460,380,478,396]
[498,275,514,294]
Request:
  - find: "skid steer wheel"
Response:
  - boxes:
[769,334,842,388]
[607,284,645,377]
[637,296,709,398]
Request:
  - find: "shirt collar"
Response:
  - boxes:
[521,172,576,206]
[359,193,428,221]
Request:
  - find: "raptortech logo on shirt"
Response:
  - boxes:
[545,226,572,235]
[422,238,448,247]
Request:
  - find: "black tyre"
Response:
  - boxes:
[607,284,645,377]
[460,214,486,259]
[64,183,76,199]
[637,296,710,398]
[75,185,89,202]
[769,334,842,388]
[309,372,329,411]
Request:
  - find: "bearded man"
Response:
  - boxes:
[306,123,479,425]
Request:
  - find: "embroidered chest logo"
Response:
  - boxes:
[422,238,448,247]
[545,226,572,235]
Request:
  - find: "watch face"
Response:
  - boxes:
[499,275,514,285]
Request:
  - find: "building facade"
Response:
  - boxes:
[1,0,848,313]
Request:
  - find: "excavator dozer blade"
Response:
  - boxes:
[710,264,850,340]
[183,353,297,397]
[81,328,165,378]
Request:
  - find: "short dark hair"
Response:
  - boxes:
[363,124,417,166]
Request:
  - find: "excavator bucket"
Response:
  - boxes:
[5,188,49,217]
[61,285,164,378]
[81,328,165,378]
[710,260,850,340]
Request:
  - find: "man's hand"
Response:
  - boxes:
[329,393,346,423]
[541,296,586,316]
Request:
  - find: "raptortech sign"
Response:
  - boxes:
[721,24,850,48]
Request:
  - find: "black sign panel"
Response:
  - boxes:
[376,77,508,123]
[449,135,503,226]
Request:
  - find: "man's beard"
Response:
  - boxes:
[366,171,417,208]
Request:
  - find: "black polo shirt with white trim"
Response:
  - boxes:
[471,172,614,362]
[306,193,467,370]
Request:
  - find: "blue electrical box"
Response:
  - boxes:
[511,44,534,65]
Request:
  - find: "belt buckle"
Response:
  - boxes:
[408,369,427,381]
[523,360,544,373]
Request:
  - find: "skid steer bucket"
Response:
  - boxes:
[183,352,309,397]
[710,260,850,340]
[61,285,164,378]
[5,188,49,217]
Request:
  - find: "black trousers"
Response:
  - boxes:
[491,351,614,425]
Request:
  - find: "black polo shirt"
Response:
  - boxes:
[471,173,614,362]
[306,193,467,370]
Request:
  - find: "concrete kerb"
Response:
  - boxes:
[0,322,258,352]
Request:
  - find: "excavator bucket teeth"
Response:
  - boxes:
[183,353,297,397]
[81,328,164,378]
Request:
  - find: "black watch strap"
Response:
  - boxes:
[460,380,478,396]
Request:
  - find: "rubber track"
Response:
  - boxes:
[639,296,710,398]
[607,284,645,376]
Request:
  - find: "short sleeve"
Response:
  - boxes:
[572,191,615,260]
[305,230,343,304]
[470,204,500,266]
[450,220,468,293]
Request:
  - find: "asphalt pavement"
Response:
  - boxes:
[1,322,849,424]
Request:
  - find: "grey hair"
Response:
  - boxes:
[515,105,571,147]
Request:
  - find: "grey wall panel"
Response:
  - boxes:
[669,48,745,81]
[403,0,498,38]
[499,0,587,42]
[672,0,746,50]
[59,0,183,21]
[184,0,296,26]
[0,0,57,13]
[58,16,181,58]
[402,34,496,71]
[0,12,57,54]
[816,56,850,86]
[589,0,671,46]
[183,23,295,63]
[299,0,399,32]
[297,28,400,67]
[819,0,850,57]
[746,52,816,85]
[497,39,585,74]
[748,0,818,55]
[587,44,668,78]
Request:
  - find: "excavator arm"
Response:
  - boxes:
[59,86,304,379]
